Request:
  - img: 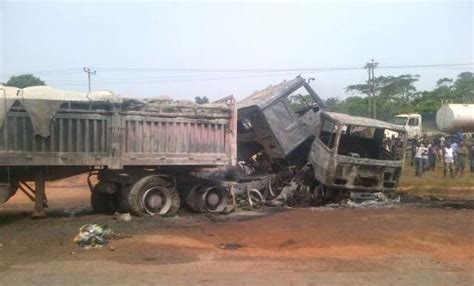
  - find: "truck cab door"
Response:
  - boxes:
[406,116,422,138]
[263,84,323,156]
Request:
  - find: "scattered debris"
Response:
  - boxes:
[73,224,117,249]
[315,192,401,210]
[118,213,132,222]
[64,207,88,217]
[270,181,299,207]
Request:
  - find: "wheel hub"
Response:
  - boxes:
[206,191,220,208]
[142,186,171,215]
[146,193,163,209]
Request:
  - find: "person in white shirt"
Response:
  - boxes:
[414,143,424,177]
[443,144,455,178]
[439,136,445,147]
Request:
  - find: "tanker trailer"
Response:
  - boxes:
[436,104,474,133]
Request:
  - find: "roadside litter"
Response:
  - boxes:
[314,192,401,210]
[117,213,132,222]
[73,224,118,249]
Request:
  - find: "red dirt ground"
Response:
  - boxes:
[0,173,473,285]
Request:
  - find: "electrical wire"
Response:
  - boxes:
[46,71,310,86]
[2,62,472,86]
[2,62,472,78]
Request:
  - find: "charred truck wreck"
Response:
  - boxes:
[235,76,407,205]
[0,77,407,217]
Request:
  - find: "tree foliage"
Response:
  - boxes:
[323,97,340,111]
[333,71,474,121]
[6,74,45,88]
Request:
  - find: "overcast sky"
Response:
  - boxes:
[0,0,472,101]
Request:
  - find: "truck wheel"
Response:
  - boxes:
[91,191,119,214]
[128,175,180,217]
[119,185,131,212]
[186,185,228,213]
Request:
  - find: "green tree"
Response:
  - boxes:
[195,96,209,104]
[6,74,45,88]
[324,97,340,111]
[344,74,419,120]
[452,72,474,102]
[331,96,369,117]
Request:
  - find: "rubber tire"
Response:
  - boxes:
[119,185,131,213]
[128,175,180,217]
[91,191,119,214]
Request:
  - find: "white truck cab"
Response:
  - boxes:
[392,114,422,139]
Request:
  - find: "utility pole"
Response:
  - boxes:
[364,59,378,118]
[83,67,96,92]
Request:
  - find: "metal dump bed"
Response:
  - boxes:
[0,86,237,169]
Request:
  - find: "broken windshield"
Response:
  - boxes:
[338,125,405,160]
[286,86,318,115]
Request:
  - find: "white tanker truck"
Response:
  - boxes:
[436,104,474,133]
[391,104,474,138]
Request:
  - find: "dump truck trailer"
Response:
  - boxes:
[0,86,237,217]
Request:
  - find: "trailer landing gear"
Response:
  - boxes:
[32,169,47,219]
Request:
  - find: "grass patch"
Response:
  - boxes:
[400,161,474,199]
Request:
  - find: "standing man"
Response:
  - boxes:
[450,139,459,165]
[439,135,446,148]
[470,141,474,173]
[410,138,418,166]
[443,143,455,179]
[428,143,437,171]
[422,143,429,172]
[455,142,468,177]
[414,143,424,177]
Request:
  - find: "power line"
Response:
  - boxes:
[47,71,309,86]
[93,62,474,73]
[1,62,472,78]
[0,68,83,77]
[379,63,474,69]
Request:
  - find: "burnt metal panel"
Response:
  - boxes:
[237,76,325,159]
[0,97,237,169]
[120,114,231,166]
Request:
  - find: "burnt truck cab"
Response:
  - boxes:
[308,111,407,193]
[236,76,325,169]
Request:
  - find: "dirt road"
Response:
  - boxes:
[0,175,473,285]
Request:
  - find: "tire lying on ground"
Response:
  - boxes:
[127,175,180,216]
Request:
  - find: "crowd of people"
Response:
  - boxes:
[411,132,474,178]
